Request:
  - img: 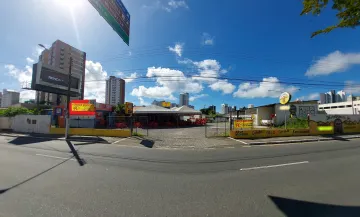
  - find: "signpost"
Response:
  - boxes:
[88,0,130,45]
[279,92,292,129]
[125,102,133,115]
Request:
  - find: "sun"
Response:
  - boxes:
[54,0,84,9]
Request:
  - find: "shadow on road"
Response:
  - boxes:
[0,157,72,195]
[269,195,360,217]
[140,139,154,148]
[8,137,56,145]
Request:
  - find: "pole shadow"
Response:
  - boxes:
[269,195,360,217]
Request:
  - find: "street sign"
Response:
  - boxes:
[234,120,253,129]
[125,102,133,115]
[279,92,291,105]
[89,0,131,45]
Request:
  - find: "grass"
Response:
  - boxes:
[132,132,145,137]
[276,118,309,129]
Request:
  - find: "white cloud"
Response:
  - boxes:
[124,72,138,83]
[192,59,222,83]
[131,85,175,100]
[163,0,188,11]
[26,57,35,64]
[306,51,360,76]
[131,67,203,100]
[308,93,319,100]
[138,97,150,106]
[168,43,184,57]
[344,80,360,94]
[202,33,214,46]
[20,90,36,100]
[84,60,108,103]
[233,77,299,98]
[209,80,236,94]
[5,62,33,84]
[189,94,208,102]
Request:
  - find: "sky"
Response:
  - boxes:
[1,0,360,111]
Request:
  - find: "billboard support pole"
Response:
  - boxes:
[65,57,73,139]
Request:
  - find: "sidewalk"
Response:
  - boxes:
[231,134,360,145]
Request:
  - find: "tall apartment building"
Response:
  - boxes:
[221,103,229,114]
[209,105,216,113]
[1,89,20,107]
[35,40,86,105]
[179,93,189,106]
[320,90,347,104]
[0,92,2,107]
[105,76,125,106]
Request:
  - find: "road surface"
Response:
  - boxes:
[1,135,360,217]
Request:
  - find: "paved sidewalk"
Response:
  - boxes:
[230,134,360,145]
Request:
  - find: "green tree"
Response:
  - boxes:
[301,0,360,37]
[115,104,125,114]
[0,107,33,117]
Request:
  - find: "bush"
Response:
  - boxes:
[0,107,34,117]
[277,118,309,129]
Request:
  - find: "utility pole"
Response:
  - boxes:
[64,56,84,166]
[65,57,73,139]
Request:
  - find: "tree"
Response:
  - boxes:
[301,0,360,37]
[114,104,125,115]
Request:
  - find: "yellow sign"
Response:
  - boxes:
[279,92,291,105]
[71,103,95,112]
[279,105,290,111]
[125,102,133,115]
[161,102,171,108]
[234,120,253,129]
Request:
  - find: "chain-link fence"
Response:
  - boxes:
[205,118,230,137]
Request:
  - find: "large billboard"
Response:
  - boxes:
[70,100,96,116]
[89,0,130,45]
[31,62,82,97]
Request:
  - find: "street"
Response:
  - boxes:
[1,135,360,217]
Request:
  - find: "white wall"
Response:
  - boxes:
[275,103,318,125]
[12,115,51,134]
[257,107,274,126]
[0,117,13,129]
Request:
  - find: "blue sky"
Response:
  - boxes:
[1,0,360,111]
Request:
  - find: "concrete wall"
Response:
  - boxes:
[275,103,318,125]
[12,115,51,134]
[257,106,274,126]
[0,117,12,130]
[321,108,359,115]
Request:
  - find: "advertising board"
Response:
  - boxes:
[31,62,82,97]
[234,120,253,129]
[161,101,171,108]
[69,100,96,116]
[88,0,130,45]
[125,102,133,115]
[279,92,291,105]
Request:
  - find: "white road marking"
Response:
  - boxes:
[240,161,309,171]
[36,154,75,161]
[228,137,249,145]
[112,137,129,144]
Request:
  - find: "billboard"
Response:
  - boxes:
[69,100,96,116]
[234,120,253,129]
[125,102,133,114]
[161,102,171,108]
[31,62,82,97]
[89,0,130,45]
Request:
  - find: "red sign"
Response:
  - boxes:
[69,100,96,116]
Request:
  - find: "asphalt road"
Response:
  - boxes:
[1,135,360,217]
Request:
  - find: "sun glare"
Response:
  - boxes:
[54,0,84,9]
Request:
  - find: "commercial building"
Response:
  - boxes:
[1,89,20,107]
[319,90,347,104]
[208,105,216,113]
[179,93,189,106]
[105,76,125,106]
[34,40,86,105]
[318,100,360,115]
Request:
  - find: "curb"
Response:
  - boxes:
[246,135,360,146]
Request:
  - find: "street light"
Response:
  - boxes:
[38,44,48,50]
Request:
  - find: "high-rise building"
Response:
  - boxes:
[336,90,346,102]
[320,93,326,104]
[0,92,2,107]
[1,89,20,107]
[105,76,125,106]
[35,40,86,104]
[179,93,189,106]
[221,103,229,114]
[209,105,216,113]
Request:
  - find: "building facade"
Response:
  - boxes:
[1,89,20,107]
[105,76,125,106]
[318,100,360,115]
[221,103,229,114]
[179,93,189,106]
[35,40,86,105]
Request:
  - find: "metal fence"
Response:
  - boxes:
[106,116,149,137]
[205,119,230,137]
